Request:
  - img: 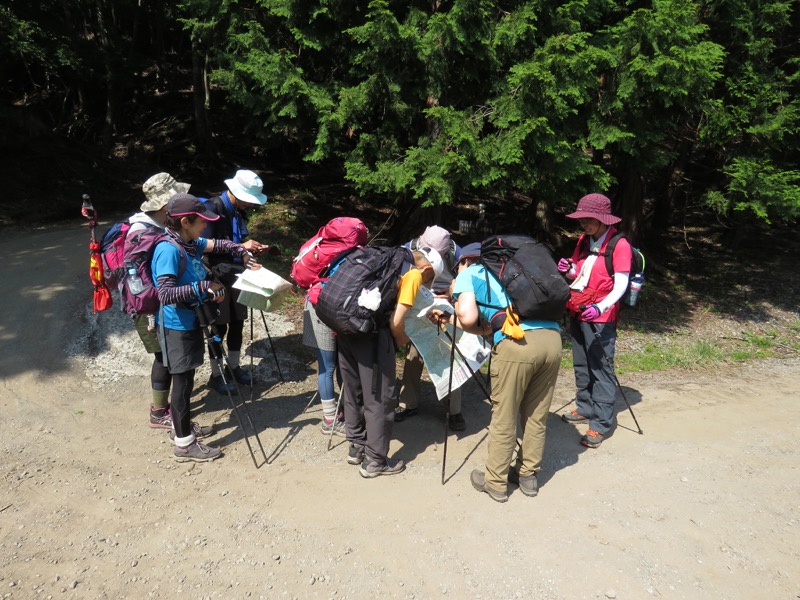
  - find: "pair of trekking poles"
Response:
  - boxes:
[192,302,285,468]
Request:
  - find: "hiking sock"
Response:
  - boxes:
[320,398,337,423]
[151,389,170,411]
[174,433,195,448]
[227,351,241,370]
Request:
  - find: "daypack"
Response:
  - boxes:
[291,217,368,289]
[582,233,646,308]
[99,220,133,289]
[479,234,570,322]
[120,229,186,315]
[313,246,413,335]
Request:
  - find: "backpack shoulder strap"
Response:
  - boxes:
[603,233,626,277]
[153,236,188,279]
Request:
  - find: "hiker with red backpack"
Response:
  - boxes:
[124,173,191,430]
[201,170,271,394]
[153,193,262,462]
[293,217,369,437]
[558,193,633,449]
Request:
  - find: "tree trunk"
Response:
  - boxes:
[617,163,644,245]
[192,38,214,160]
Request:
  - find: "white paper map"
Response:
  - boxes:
[233,268,293,313]
[404,286,492,400]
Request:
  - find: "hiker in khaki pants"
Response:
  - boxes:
[437,242,562,502]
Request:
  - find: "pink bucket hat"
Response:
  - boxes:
[566,193,621,225]
[418,225,451,258]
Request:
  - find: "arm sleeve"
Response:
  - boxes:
[152,242,210,305]
[211,238,246,258]
[597,272,630,312]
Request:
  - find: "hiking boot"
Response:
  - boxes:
[173,440,221,463]
[149,408,172,429]
[208,375,238,395]
[347,443,365,465]
[561,409,588,424]
[229,366,254,385]
[320,417,346,437]
[394,406,418,422]
[508,468,539,497]
[169,422,216,440]
[448,413,466,431]
[359,458,406,478]
[580,429,604,448]
[470,469,508,503]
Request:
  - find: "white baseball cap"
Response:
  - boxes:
[224,169,268,205]
[418,246,444,279]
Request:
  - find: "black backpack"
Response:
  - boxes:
[478,234,570,322]
[582,233,645,308]
[314,246,414,335]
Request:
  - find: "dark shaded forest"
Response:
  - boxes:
[1,0,798,250]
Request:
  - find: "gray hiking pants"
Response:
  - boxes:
[337,327,397,465]
[570,318,618,435]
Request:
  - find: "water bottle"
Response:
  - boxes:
[627,273,644,307]
[127,263,144,295]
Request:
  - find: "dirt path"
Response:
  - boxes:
[1,223,799,600]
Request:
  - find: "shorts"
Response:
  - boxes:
[302,297,336,352]
[159,327,204,374]
[133,314,161,354]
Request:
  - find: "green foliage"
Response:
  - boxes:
[704,158,800,224]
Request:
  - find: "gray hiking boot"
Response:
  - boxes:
[347,443,365,465]
[149,407,172,429]
[359,458,406,478]
[561,409,588,424]
[470,469,508,503]
[173,440,221,463]
[508,468,539,497]
[321,418,346,437]
[169,422,216,440]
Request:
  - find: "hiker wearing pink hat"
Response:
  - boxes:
[395,226,467,430]
[558,193,632,449]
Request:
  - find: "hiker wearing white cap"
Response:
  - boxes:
[395,226,466,430]
[201,169,274,394]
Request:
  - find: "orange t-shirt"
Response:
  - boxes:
[396,268,423,307]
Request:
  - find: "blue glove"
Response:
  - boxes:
[581,303,601,322]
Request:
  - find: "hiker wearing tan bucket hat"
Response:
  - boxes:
[558,193,632,449]
[127,172,192,433]
[201,170,274,394]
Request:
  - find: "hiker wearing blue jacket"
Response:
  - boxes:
[438,242,561,503]
[152,193,260,463]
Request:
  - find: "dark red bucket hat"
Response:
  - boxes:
[566,193,621,225]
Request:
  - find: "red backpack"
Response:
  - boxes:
[291,217,368,290]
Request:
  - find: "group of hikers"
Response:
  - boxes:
[115,169,634,502]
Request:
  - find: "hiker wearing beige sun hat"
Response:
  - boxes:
[126,172,192,433]
[558,193,632,449]
[201,169,274,394]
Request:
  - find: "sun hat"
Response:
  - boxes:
[418,225,451,258]
[167,193,220,221]
[459,242,482,259]
[566,193,621,225]
[224,169,268,205]
[418,246,444,279]
[141,172,190,213]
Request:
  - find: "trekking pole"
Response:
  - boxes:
[327,387,345,451]
[259,310,284,382]
[197,305,268,467]
[437,324,492,401]
[579,306,643,435]
[441,317,457,485]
